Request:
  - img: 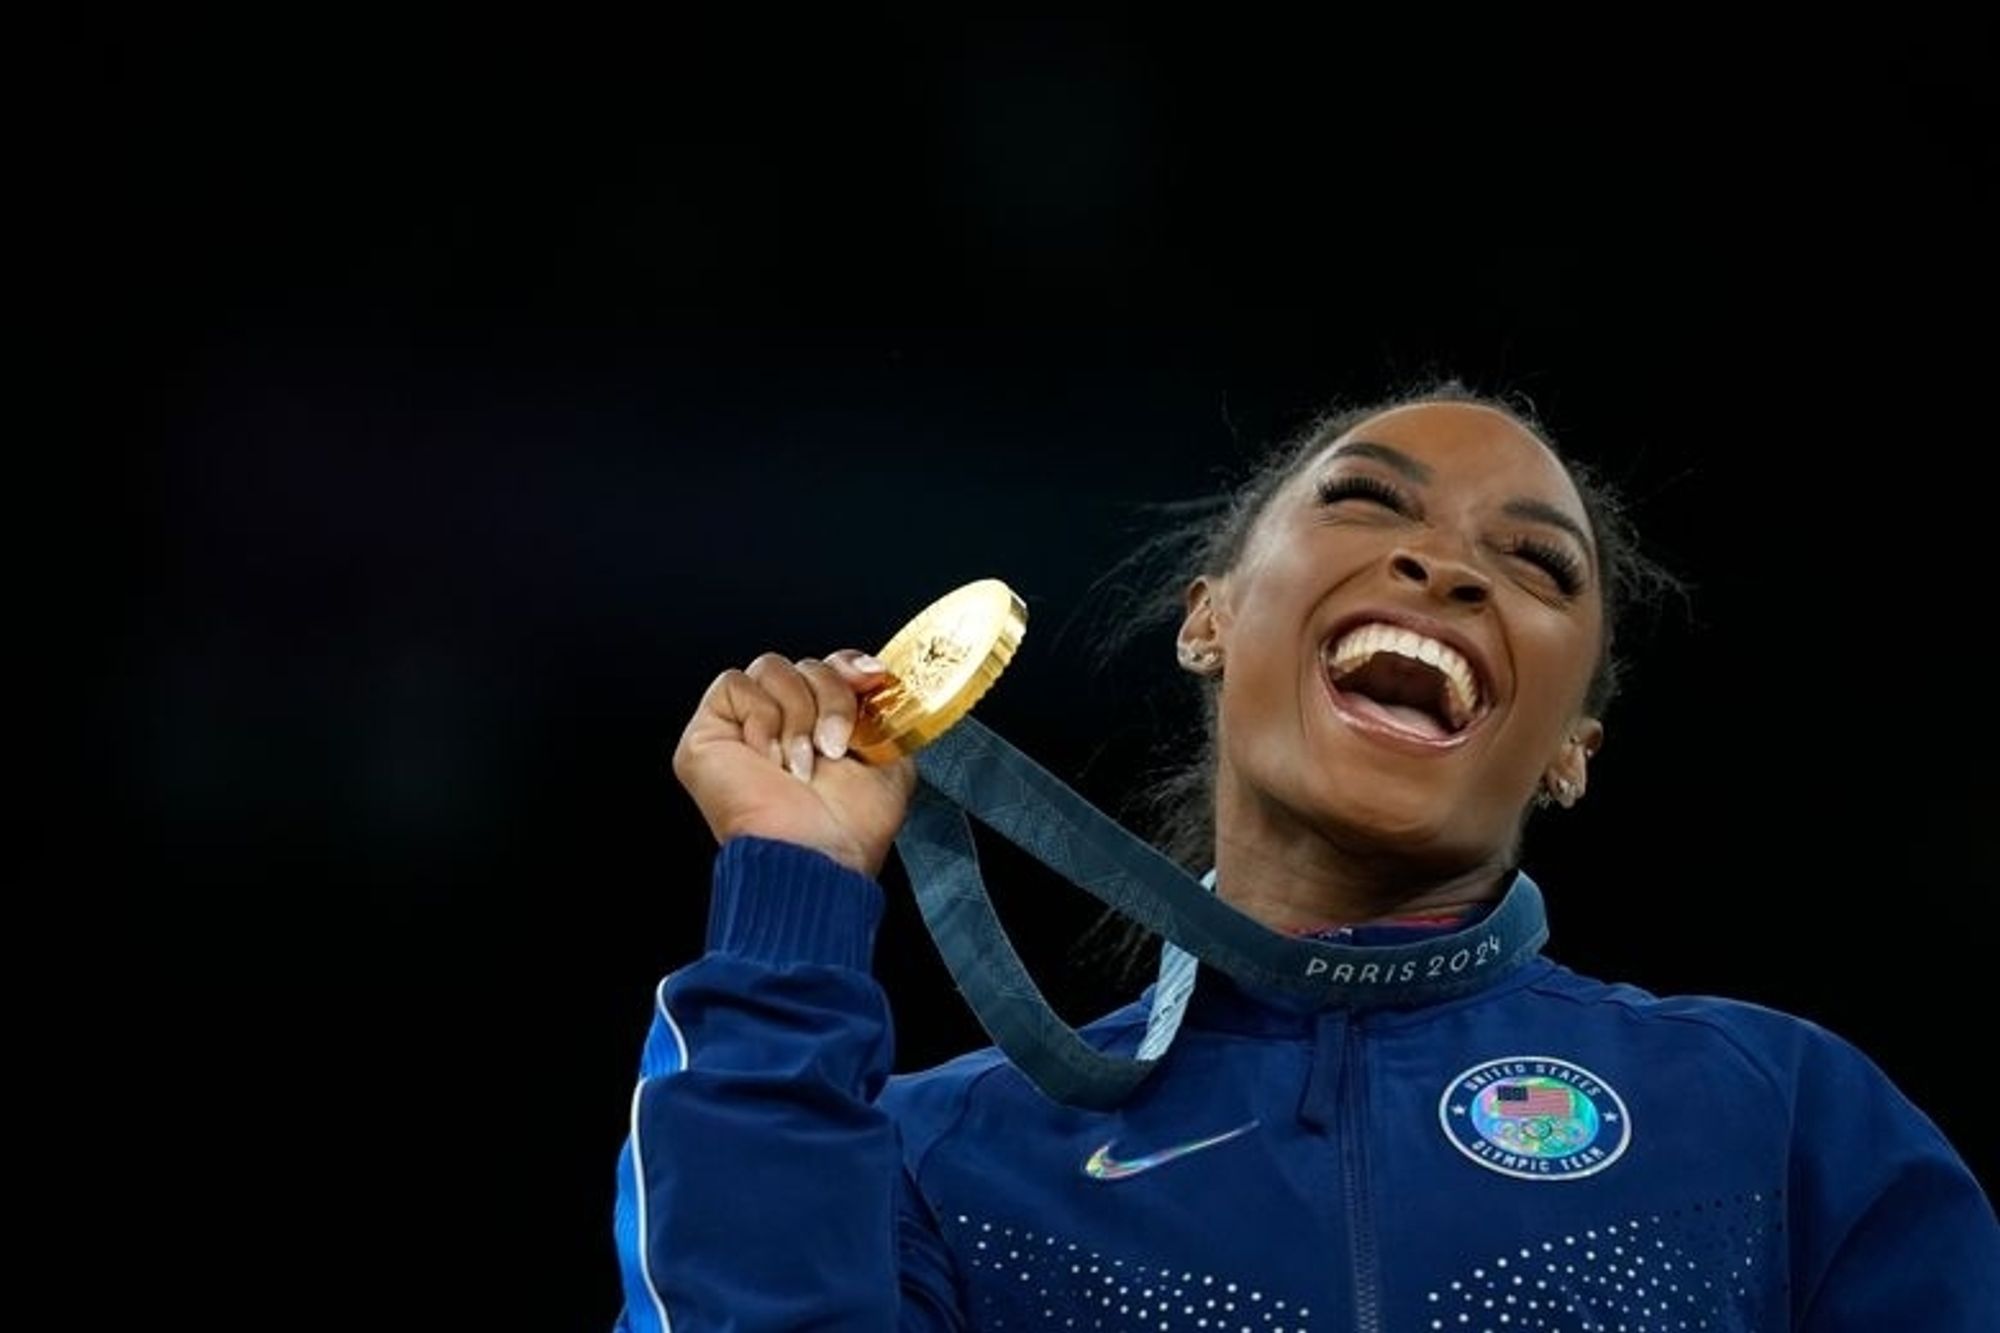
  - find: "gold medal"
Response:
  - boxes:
[850,578,1028,763]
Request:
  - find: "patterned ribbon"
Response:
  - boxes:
[895,715,1549,1109]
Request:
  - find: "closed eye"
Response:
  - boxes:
[1506,537,1586,596]
[1316,474,1411,512]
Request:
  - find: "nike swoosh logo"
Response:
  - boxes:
[1081,1119,1260,1181]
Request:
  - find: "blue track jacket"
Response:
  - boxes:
[611,836,2000,1331]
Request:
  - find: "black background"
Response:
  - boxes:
[73,16,1994,1329]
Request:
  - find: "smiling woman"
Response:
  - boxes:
[1085,382,1674,932]
[1177,398,1611,924]
[614,379,2000,1332]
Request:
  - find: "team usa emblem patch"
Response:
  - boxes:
[1440,1056,1631,1181]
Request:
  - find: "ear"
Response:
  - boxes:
[1541,717,1604,809]
[1176,576,1225,675]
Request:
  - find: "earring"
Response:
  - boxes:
[1179,646,1221,674]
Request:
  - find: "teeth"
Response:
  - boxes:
[1324,622,1482,726]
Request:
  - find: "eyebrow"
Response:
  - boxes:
[1330,439,1432,483]
[1328,438,1597,562]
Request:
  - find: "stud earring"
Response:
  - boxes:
[1535,777,1575,810]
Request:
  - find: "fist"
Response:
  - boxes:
[671,649,918,879]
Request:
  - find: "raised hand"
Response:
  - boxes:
[672,649,918,879]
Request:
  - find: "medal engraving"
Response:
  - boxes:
[850,578,1027,763]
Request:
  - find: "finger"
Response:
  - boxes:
[796,658,869,759]
[686,667,785,769]
[824,648,892,680]
[744,652,822,782]
[819,649,896,759]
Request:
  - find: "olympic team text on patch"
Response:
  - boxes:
[1439,1057,1632,1182]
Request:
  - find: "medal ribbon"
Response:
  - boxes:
[895,715,1549,1109]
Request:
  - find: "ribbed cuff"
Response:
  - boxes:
[707,836,886,971]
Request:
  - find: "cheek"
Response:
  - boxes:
[1215,651,1319,786]
[1228,607,1326,727]
[1217,650,1297,747]
[1513,612,1603,719]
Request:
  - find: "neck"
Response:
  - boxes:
[1211,784,1514,933]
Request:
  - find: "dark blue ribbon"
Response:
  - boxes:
[895,715,1548,1109]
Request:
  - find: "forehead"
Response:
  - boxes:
[1293,401,1581,501]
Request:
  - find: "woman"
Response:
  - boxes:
[613,384,2000,1330]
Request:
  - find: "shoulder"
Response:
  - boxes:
[1528,962,1922,1110]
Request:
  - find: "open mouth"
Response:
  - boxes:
[1320,621,1489,745]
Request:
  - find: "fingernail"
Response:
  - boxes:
[767,739,784,766]
[854,654,887,673]
[787,736,815,782]
[815,715,852,760]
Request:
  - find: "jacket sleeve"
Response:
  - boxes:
[609,835,967,1332]
[1780,1019,2000,1331]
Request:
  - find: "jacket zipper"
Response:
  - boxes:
[1342,1022,1382,1333]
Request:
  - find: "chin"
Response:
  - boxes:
[1291,777,1459,855]
[1323,772,1528,860]
[1330,801,1461,855]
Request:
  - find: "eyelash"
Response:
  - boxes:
[1316,474,1408,510]
[1316,474,1586,596]
[1506,538,1586,596]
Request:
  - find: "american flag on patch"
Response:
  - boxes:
[1492,1083,1573,1118]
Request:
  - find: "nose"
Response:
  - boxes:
[1389,545,1492,606]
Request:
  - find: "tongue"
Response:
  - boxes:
[1346,694,1450,740]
